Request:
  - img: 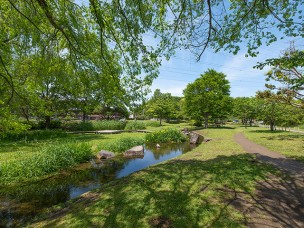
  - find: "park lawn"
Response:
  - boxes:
[31,127,279,228]
[243,127,304,162]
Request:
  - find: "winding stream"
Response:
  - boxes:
[0,143,195,227]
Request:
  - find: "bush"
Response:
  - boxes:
[146,128,187,143]
[0,141,92,179]
[99,136,145,153]
[144,120,161,127]
[124,121,146,130]
[0,129,68,141]
[64,120,126,131]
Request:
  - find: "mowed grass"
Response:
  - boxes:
[31,127,279,227]
[243,127,304,162]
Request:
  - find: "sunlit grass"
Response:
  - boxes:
[31,126,279,227]
[243,127,304,162]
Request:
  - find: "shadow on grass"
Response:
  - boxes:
[31,153,304,227]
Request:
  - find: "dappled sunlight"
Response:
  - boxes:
[32,154,277,227]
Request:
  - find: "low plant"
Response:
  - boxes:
[124,121,146,130]
[146,128,187,143]
[0,141,92,180]
[99,136,145,153]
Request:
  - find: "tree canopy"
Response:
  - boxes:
[1,0,303,131]
[183,69,231,128]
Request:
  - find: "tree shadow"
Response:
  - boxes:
[29,153,304,227]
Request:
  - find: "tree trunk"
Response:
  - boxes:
[159,117,162,126]
[204,112,208,128]
[82,111,86,122]
[270,121,275,131]
[45,116,51,129]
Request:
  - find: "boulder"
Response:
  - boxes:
[190,133,200,144]
[97,150,115,159]
[124,145,144,157]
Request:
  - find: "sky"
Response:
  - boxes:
[75,0,303,98]
[150,38,304,98]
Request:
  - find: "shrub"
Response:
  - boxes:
[146,128,187,143]
[0,141,92,179]
[144,120,161,127]
[99,136,145,153]
[124,121,146,130]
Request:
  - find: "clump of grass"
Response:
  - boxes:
[124,121,146,130]
[65,120,126,131]
[0,141,92,180]
[0,129,68,142]
[144,120,161,127]
[146,128,187,143]
[99,136,145,153]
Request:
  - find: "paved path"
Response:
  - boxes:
[234,132,304,228]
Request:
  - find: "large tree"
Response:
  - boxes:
[146,89,179,125]
[183,69,231,128]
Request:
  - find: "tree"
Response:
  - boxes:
[256,48,304,108]
[232,97,258,127]
[183,69,231,128]
[256,90,285,131]
[1,0,303,132]
[146,89,177,125]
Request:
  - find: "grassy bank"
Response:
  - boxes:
[31,127,279,227]
[243,127,304,162]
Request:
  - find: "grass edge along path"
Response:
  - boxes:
[31,128,280,228]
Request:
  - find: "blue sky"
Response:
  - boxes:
[151,38,304,98]
[75,0,303,98]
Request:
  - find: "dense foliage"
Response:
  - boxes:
[183,69,232,128]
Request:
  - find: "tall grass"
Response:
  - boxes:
[64,120,126,131]
[0,141,92,180]
[124,121,146,130]
[0,129,68,141]
[99,136,145,153]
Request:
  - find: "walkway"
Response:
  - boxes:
[234,133,304,227]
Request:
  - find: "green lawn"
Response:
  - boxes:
[243,127,304,162]
[31,127,280,227]
[3,125,303,227]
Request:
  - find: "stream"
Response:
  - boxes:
[0,142,195,227]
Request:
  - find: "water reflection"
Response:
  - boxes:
[0,142,194,227]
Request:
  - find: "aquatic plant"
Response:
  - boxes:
[99,136,145,153]
[146,128,187,143]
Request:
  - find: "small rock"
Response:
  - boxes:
[156,144,161,148]
[97,150,115,159]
